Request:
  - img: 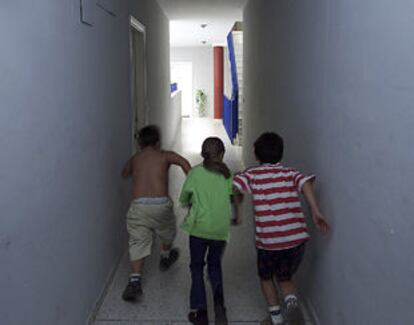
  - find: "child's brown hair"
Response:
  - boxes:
[201,137,231,179]
[138,125,160,148]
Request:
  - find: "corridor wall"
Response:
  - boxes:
[243,0,414,324]
[0,1,173,324]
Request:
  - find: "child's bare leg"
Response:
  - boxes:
[159,242,179,271]
[279,280,296,296]
[158,210,179,271]
[131,258,145,274]
[261,279,284,324]
[161,243,172,251]
[260,279,280,305]
[122,259,144,301]
[279,280,300,317]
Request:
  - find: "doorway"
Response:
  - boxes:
[130,16,147,151]
[171,61,193,117]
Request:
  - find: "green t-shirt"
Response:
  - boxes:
[179,164,233,241]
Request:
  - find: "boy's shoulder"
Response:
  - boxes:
[161,149,189,161]
[236,165,260,174]
[160,149,174,156]
[160,150,182,163]
[240,164,297,175]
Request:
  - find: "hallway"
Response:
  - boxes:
[92,118,313,324]
[2,1,414,324]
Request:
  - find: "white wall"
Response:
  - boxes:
[171,47,214,118]
[170,90,183,147]
[0,1,173,324]
[244,0,414,324]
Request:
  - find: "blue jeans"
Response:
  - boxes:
[189,236,226,310]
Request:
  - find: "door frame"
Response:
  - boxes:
[129,16,148,152]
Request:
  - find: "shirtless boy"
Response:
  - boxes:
[121,125,191,301]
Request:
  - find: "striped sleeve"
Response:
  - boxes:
[292,170,315,192]
[233,170,252,193]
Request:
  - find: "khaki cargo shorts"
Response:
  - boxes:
[126,199,176,261]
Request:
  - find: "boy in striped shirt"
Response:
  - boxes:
[233,132,329,325]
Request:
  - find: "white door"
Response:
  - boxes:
[171,62,193,117]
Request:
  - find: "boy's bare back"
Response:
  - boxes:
[122,147,191,199]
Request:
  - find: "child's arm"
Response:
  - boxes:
[231,171,250,225]
[166,151,191,174]
[302,180,330,233]
[231,189,244,225]
[179,189,192,208]
[179,171,194,208]
[121,157,133,178]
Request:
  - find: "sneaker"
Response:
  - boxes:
[285,295,298,314]
[121,278,142,301]
[270,311,284,325]
[284,297,304,324]
[188,309,208,325]
[214,303,228,324]
[159,247,180,271]
[260,314,284,325]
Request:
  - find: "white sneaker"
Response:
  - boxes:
[284,295,299,314]
[270,312,284,325]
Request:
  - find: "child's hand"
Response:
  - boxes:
[231,216,242,226]
[311,209,330,234]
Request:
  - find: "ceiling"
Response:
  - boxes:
[157,0,247,47]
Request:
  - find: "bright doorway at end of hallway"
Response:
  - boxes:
[171,61,193,117]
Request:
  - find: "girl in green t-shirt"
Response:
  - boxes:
[179,137,233,325]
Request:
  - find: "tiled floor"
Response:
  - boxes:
[93,118,313,325]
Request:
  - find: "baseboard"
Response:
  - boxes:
[87,251,126,325]
[301,297,321,325]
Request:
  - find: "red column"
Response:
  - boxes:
[214,46,224,119]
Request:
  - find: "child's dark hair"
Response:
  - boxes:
[201,137,231,179]
[138,125,160,148]
[254,132,284,164]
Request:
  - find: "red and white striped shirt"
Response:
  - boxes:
[233,163,315,251]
